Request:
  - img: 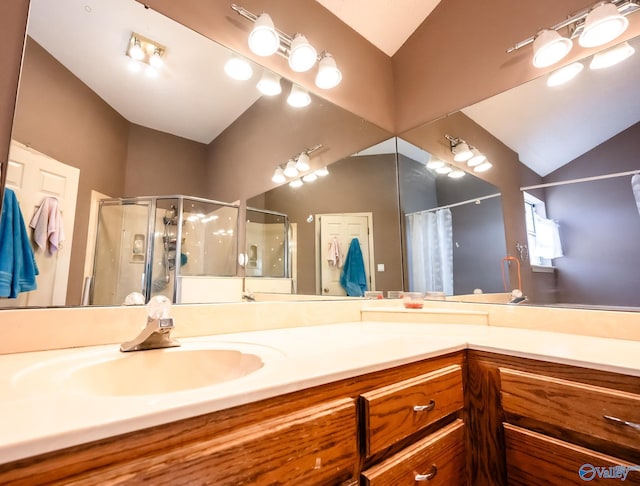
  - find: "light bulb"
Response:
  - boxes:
[283,160,298,178]
[532,29,573,68]
[249,13,279,56]
[315,53,342,89]
[287,85,311,108]
[474,161,493,173]
[129,40,144,61]
[150,50,163,69]
[467,148,486,167]
[590,41,635,70]
[272,167,286,183]
[256,71,282,95]
[295,153,310,171]
[224,56,253,81]
[452,142,473,162]
[547,62,584,86]
[289,179,303,188]
[579,2,628,48]
[426,159,445,169]
[288,34,317,72]
[314,167,329,177]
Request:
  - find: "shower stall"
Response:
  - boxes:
[89,195,239,305]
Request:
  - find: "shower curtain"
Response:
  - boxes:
[406,208,453,295]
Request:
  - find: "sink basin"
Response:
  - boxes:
[12,341,282,397]
[67,348,264,396]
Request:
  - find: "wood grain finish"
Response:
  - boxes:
[362,364,463,457]
[361,419,467,486]
[64,398,357,485]
[504,424,640,485]
[500,368,640,453]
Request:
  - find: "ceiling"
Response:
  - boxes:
[25,0,640,176]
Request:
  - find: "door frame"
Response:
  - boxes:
[315,212,375,295]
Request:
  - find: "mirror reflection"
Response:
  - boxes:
[1,0,389,308]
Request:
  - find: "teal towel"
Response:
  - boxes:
[340,238,367,297]
[0,188,39,298]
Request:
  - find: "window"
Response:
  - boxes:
[523,192,553,268]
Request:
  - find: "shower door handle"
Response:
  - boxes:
[141,273,145,292]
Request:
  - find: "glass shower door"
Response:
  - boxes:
[91,200,151,305]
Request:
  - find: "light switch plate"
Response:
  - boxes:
[377,263,385,272]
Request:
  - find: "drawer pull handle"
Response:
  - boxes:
[415,464,437,481]
[413,400,435,412]
[603,415,640,431]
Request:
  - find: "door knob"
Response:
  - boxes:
[323,288,330,293]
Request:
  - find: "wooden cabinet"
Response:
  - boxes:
[362,419,466,486]
[361,364,464,457]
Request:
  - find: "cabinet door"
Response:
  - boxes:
[67,398,358,485]
[500,367,640,453]
[361,364,463,456]
[362,419,466,486]
[505,423,640,485]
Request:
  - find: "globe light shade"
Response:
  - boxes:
[532,29,573,68]
[249,13,280,56]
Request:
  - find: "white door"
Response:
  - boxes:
[4,141,79,306]
[318,213,374,296]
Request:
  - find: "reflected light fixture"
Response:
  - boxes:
[289,179,304,188]
[302,173,318,182]
[448,168,466,179]
[507,0,639,68]
[256,70,282,95]
[248,13,279,56]
[283,160,299,178]
[315,166,329,177]
[547,62,584,86]
[467,148,486,167]
[315,53,342,89]
[590,40,635,68]
[224,55,253,81]
[232,4,342,90]
[532,29,573,68]
[287,85,311,107]
[436,165,453,175]
[474,161,493,173]
[426,159,445,170]
[126,33,165,77]
[288,34,317,72]
[579,1,629,48]
[272,167,286,183]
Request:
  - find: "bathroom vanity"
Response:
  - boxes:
[0,313,638,485]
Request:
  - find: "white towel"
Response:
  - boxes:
[534,214,563,260]
[30,197,64,254]
[327,237,343,268]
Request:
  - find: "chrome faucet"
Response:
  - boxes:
[120,295,180,352]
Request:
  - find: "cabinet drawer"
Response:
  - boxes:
[504,423,640,485]
[500,368,640,452]
[67,398,358,485]
[361,419,466,486]
[361,364,463,456]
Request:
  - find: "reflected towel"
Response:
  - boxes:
[327,236,342,268]
[30,197,64,254]
[632,174,640,217]
[0,188,39,298]
[534,214,563,259]
[339,238,367,297]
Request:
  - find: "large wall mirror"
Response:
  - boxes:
[402,34,640,310]
[1,0,390,309]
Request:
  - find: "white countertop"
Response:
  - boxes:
[1,321,639,464]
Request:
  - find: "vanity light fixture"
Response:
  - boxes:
[295,152,311,171]
[474,161,493,173]
[448,168,466,179]
[467,148,487,167]
[506,0,639,68]
[126,33,166,77]
[271,144,324,186]
[435,165,453,175]
[231,4,342,90]
[589,40,635,68]
[224,55,254,81]
[426,159,446,170]
[547,62,584,86]
[272,167,286,183]
[314,166,329,177]
[446,135,474,162]
[256,70,282,95]
[302,172,318,182]
[287,85,311,107]
[289,179,304,188]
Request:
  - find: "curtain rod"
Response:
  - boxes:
[521,169,640,191]
[407,193,501,216]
